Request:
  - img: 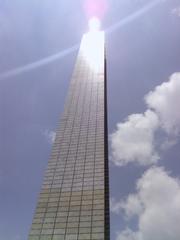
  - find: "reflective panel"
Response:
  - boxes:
[28,27,109,240]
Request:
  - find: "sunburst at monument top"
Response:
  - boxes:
[81,17,104,72]
[88,17,101,32]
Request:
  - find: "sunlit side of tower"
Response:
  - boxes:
[29,19,109,240]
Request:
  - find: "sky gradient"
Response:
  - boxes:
[0,1,180,240]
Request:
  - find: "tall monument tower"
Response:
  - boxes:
[29,18,109,240]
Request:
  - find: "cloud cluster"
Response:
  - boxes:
[146,73,180,135]
[111,72,180,166]
[171,7,180,17]
[43,130,56,144]
[114,167,180,240]
[111,110,159,166]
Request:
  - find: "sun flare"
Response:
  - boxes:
[81,20,104,73]
[88,17,101,32]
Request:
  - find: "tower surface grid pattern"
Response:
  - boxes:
[29,31,110,240]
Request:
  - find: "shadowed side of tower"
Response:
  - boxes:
[28,29,109,240]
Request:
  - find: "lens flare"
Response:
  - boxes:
[84,0,108,19]
[81,31,104,73]
[81,15,104,74]
[0,0,163,80]
[88,17,101,32]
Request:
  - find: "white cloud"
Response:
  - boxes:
[43,130,56,144]
[119,194,143,220]
[111,72,180,166]
[171,7,180,17]
[111,195,143,220]
[160,137,177,151]
[111,110,160,166]
[110,198,123,214]
[146,73,180,135]
[117,228,139,240]
[116,167,180,240]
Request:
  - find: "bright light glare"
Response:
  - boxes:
[81,30,104,72]
[88,17,101,32]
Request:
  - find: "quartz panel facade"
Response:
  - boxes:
[29,31,109,240]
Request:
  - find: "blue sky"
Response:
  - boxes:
[0,0,180,240]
